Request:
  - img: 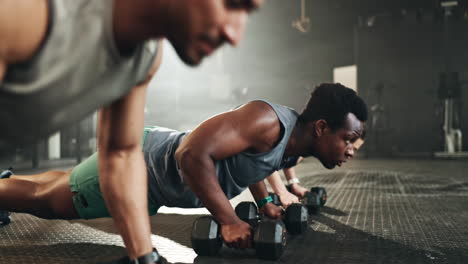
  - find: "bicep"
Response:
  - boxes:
[98,82,148,152]
[179,111,253,161]
[99,41,163,149]
[178,101,281,161]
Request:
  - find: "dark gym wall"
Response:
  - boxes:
[356,18,468,155]
[4,1,468,164]
[148,1,468,157]
[146,0,357,131]
[222,0,356,110]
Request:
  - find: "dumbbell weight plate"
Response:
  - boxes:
[284,203,308,235]
[254,218,287,260]
[310,187,327,206]
[191,216,222,256]
[235,201,259,227]
[303,192,321,214]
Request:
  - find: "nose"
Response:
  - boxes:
[222,12,247,46]
[345,148,355,159]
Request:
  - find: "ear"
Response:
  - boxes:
[314,119,329,137]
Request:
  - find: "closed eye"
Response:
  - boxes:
[226,0,259,12]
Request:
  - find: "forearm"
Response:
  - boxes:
[177,150,239,225]
[283,167,308,198]
[249,181,284,218]
[97,82,152,259]
[283,167,297,181]
[99,148,152,259]
[248,180,269,202]
[265,171,289,196]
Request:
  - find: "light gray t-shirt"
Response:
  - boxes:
[0,0,158,144]
[144,101,299,208]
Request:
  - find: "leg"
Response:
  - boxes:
[11,169,71,184]
[0,170,79,219]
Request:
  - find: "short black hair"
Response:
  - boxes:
[298,83,368,131]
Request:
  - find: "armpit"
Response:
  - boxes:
[137,40,164,86]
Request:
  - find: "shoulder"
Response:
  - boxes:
[234,101,282,149]
[0,0,48,63]
[234,101,279,127]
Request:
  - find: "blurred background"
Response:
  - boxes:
[2,0,467,168]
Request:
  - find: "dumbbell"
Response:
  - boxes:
[285,186,327,206]
[310,187,327,206]
[270,190,321,214]
[191,215,287,260]
[284,186,327,210]
[0,211,11,226]
[235,201,308,235]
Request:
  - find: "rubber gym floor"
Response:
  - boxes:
[0,158,467,264]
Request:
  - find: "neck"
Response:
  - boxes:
[284,122,302,157]
[284,121,317,158]
[113,0,169,53]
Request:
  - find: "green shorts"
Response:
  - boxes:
[70,128,159,219]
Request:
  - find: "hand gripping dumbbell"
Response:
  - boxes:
[235,201,308,235]
[191,215,287,260]
[285,186,327,206]
[270,189,321,214]
[282,186,327,213]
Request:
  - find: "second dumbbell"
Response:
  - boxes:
[235,201,308,235]
[191,215,287,260]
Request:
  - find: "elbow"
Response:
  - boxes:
[175,147,211,181]
[100,141,141,157]
[175,147,195,183]
[175,147,194,170]
[97,145,142,182]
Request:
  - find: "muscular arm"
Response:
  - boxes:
[98,84,152,259]
[248,180,269,204]
[283,167,297,181]
[175,101,281,225]
[266,171,288,195]
[97,42,163,259]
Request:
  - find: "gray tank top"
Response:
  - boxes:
[144,101,299,208]
[0,0,158,144]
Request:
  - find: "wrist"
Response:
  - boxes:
[257,196,273,209]
[287,178,300,185]
[218,213,243,225]
[130,248,161,264]
[276,189,289,196]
